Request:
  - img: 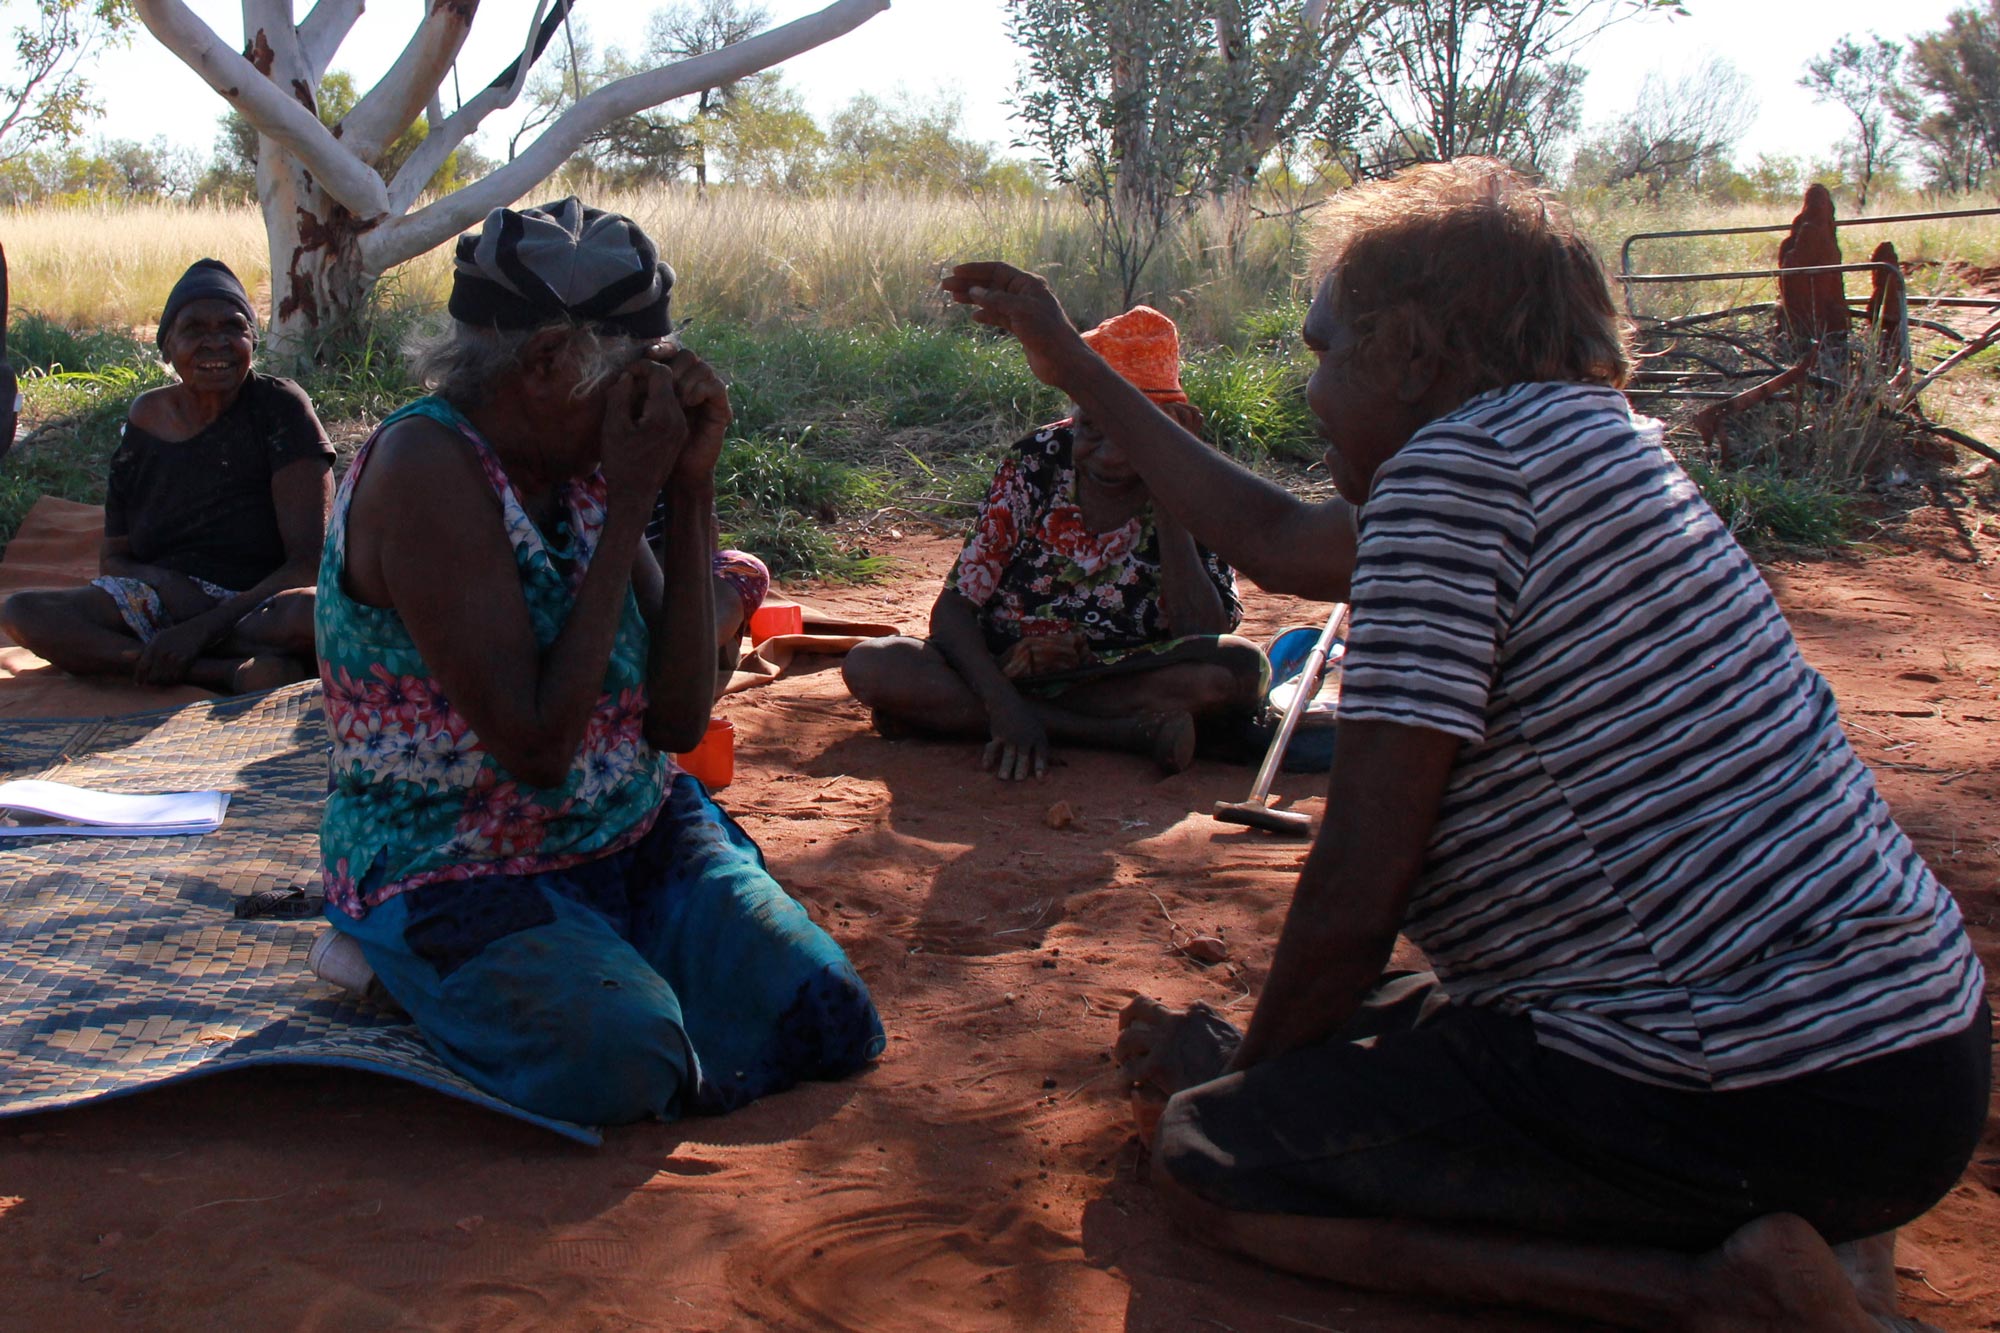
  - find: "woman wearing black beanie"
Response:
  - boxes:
[0,258,333,692]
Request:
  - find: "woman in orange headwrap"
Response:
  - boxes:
[843,306,1267,781]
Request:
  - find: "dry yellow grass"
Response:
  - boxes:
[2,185,1308,344]
[11,183,2000,342]
[1,202,271,331]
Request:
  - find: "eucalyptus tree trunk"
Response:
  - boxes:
[132,0,889,371]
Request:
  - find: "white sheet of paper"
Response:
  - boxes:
[0,779,229,837]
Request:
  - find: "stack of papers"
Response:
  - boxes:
[0,779,230,837]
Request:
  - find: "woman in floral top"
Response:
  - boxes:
[844,307,1267,781]
[316,200,881,1127]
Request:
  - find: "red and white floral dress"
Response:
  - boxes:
[948,422,1241,659]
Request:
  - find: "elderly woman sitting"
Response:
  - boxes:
[316,199,882,1126]
[1,259,330,692]
[947,161,1988,1331]
[843,307,1265,781]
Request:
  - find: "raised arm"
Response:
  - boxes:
[1152,509,1231,636]
[629,347,728,756]
[944,262,1356,601]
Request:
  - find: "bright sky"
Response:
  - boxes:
[86,0,1978,168]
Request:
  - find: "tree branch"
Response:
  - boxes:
[133,0,390,217]
[297,0,365,79]
[485,0,581,94]
[386,0,565,214]
[362,0,888,272]
[342,0,480,163]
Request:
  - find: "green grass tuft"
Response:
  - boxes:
[9,312,154,376]
[1681,461,1855,551]
[1182,348,1317,462]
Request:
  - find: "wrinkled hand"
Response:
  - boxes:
[982,693,1050,782]
[998,630,1089,680]
[601,355,687,504]
[941,262,1092,391]
[662,345,730,486]
[134,620,211,686]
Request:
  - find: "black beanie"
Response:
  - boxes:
[157,259,257,348]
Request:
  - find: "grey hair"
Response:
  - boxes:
[404,317,647,410]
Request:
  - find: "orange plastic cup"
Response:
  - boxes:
[674,715,735,789]
[747,601,804,645]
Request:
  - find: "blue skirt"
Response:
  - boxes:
[328,774,884,1126]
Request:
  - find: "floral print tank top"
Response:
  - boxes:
[316,397,671,919]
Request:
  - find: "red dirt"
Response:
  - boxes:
[2,527,1996,1332]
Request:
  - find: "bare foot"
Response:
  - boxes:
[1147,711,1197,774]
[1113,997,1242,1148]
[1685,1214,1887,1332]
[230,654,311,694]
[1832,1232,1899,1317]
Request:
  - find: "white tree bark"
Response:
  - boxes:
[340,2,480,164]
[362,0,889,271]
[296,0,364,79]
[131,0,890,363]
[385,0,563,216]
[132,0,390,217]
[237,0,369,358]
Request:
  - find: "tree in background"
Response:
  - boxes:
[1569,57,1756,198]
[506,23,706,189]
[825,92,1036,194]
[202,71,493,204]
[1357,0,1679,175]
[0,0,133,164]
[1893,1,2000,192]
[704,77,823,188]
[1008,0,1382,306]
[0,135,204,205]
[1802,36,1904,209]
[647,0,769,192]
[129,0,887,364]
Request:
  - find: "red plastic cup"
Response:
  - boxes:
[674,715,735,789]
[747,601,804,645]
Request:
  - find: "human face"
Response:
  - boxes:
[1302,275,1418,505]
[525,332,667,476]
[1068,404,1139,490]
[164,298,254,398]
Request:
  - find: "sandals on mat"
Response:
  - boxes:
[233,886,326,920]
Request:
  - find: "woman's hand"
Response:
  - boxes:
[600,358,686,505]
[134,619,210,685]
[983,691,1050,781]
[943,262,1093,392]
[664,345,731,486]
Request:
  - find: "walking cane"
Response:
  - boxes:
[1211,603,1348,835]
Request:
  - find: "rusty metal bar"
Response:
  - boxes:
[1623,262,1912,380]
[1620,261,1894,284]
[1617,204,2000,283]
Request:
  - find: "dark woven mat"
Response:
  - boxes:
[0,683,596,1143]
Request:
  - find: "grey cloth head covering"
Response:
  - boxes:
[448,197,674,337]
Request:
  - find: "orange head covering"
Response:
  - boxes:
[1081,305,1186,404]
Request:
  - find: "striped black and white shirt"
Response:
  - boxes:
[1337,381,1985,1091]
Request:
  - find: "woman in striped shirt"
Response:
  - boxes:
[945,161,1988,1331]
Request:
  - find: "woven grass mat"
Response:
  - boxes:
[0,682,597,1144]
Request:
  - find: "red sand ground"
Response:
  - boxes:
[2,524,1995,1332]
